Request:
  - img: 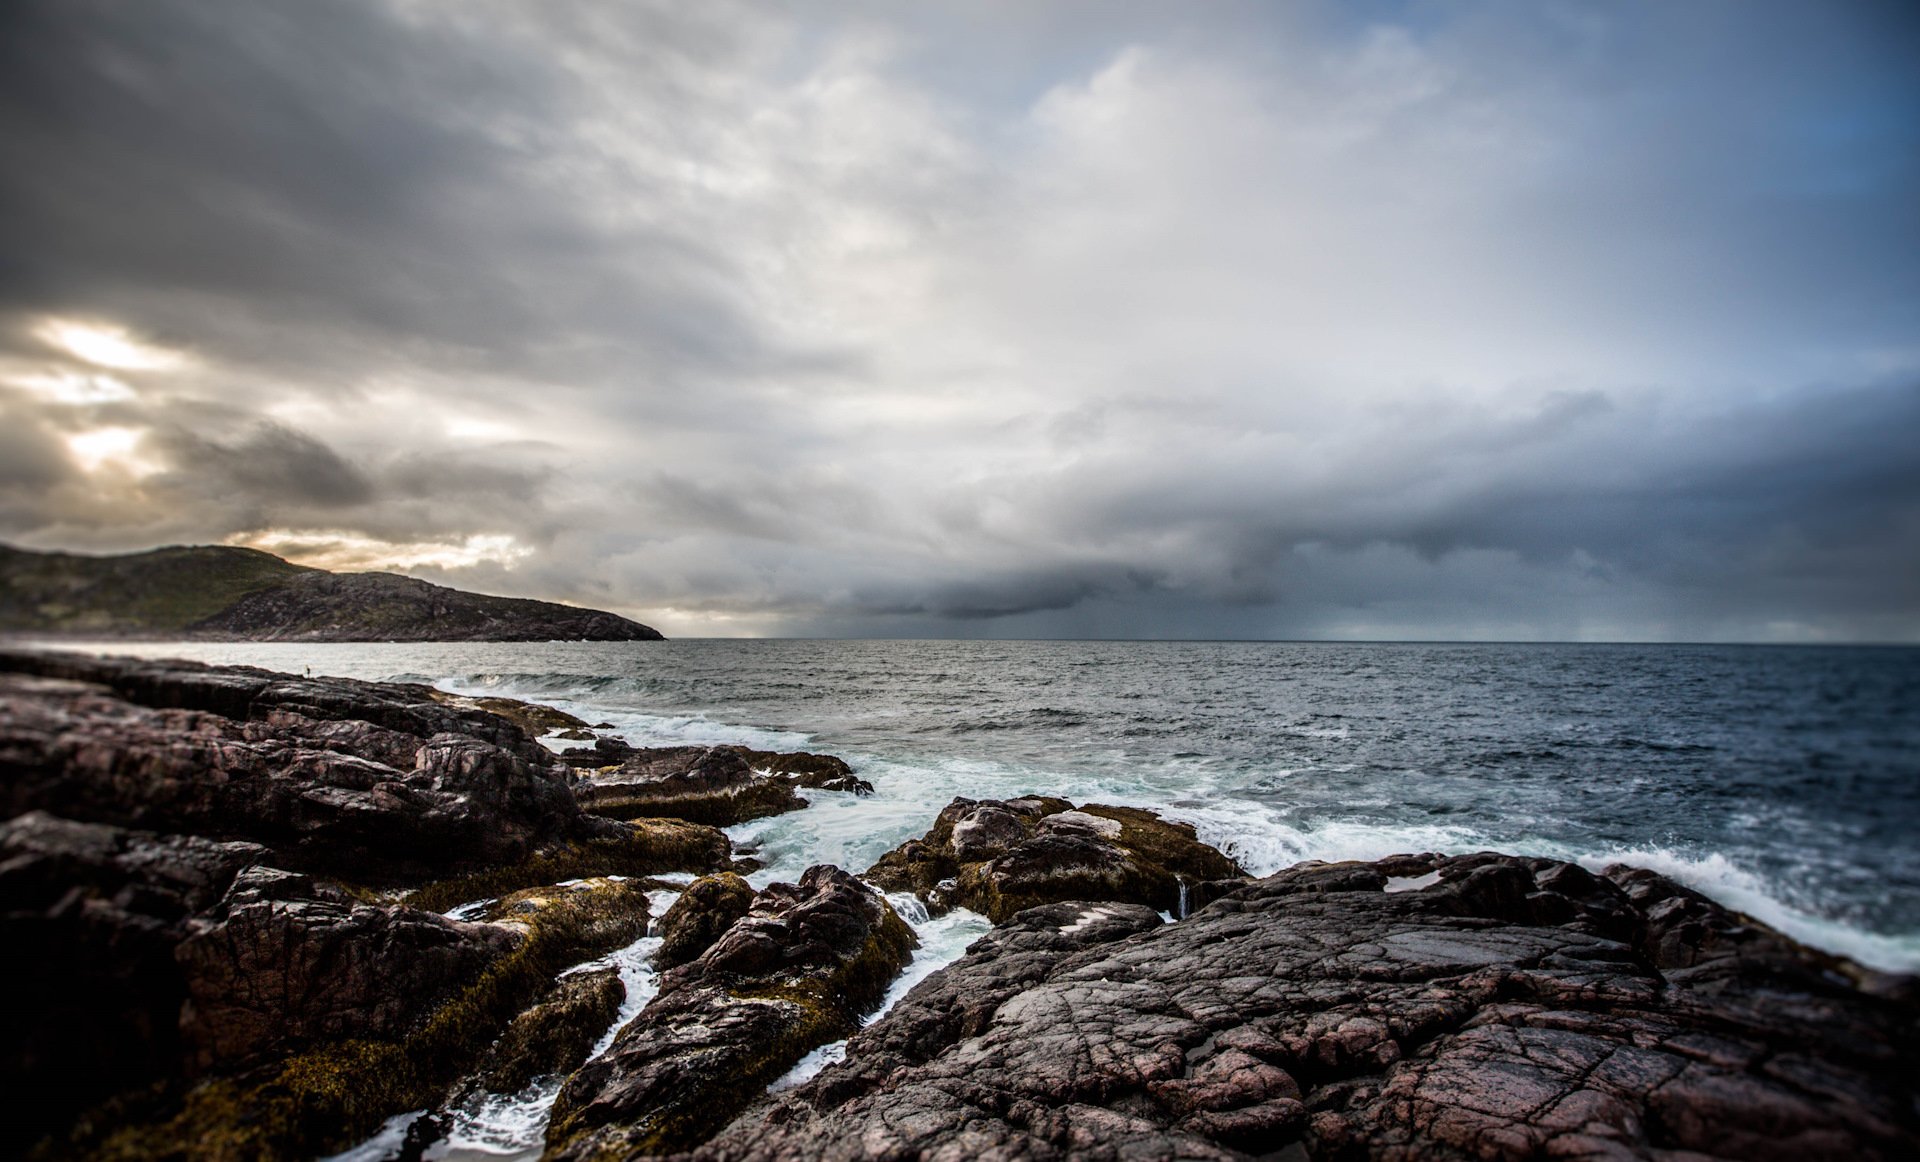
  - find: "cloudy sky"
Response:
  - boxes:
[1,1,1916,640]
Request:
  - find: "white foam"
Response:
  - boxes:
[319,1111,424,1162]
[1568,845,1920,974]
[769,900,990,1094]
[1385,871,1442,893]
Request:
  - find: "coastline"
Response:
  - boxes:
[2,647,1915,1159]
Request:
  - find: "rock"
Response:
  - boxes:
[698,853,1919,1161]
[653,871,757,969]
[561,739,874,795]
[401,819,733,914]
[545,865,918,1159]
[469,966,626,1095]
[176,865,519,1071]
[480,876,654,963]
[86,866,656,1162]
[864,795,1244,922]
[0,654,603,883]
[573,745,808,827]
[425,689,592,737]
[721,746,874,795]
[0,811,263,1156]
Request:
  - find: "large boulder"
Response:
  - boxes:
[698,853,1920,1161]
[545,865,918,1159]
[864,795,1243,922]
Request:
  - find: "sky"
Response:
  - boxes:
[1,0,1916,641]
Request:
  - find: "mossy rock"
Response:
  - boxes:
[544,869,918,1160]
[653,872,756,969]
[469,967,625,1095]
[403,822,730,914]
[865,796,1244,923]
[63,875,654,1160]
[578,780,804,828]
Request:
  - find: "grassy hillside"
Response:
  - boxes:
[0,544,662,641]
[0,545,316,635]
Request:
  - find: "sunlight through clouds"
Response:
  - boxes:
[34,319,189,372]
[226,529,534,573]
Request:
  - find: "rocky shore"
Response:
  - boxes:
[2,649,1914,1161]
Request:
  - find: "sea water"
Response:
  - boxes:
[72,638,1920,971]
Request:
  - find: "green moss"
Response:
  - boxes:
[404,825,730,914]
[60,877,655,1161]
[424,690,590,736]
[546,895,918,1159]
[0,544,311,634]
[1080,804,1243,879]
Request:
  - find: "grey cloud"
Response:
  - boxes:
[153,424,375,509]
[0,1,1915,640]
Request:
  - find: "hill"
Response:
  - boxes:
[0,544,664,641]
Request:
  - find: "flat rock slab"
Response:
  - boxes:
[698,853,1919,1162]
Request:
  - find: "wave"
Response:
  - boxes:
[424,665,1919,977]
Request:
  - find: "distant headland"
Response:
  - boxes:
[0,543,663,642]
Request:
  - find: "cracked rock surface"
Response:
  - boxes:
[698,853,1919,1162]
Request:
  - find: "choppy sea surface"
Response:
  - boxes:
[72,638,1920,973]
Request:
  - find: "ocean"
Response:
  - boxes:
[69,637,1920,973]
[58,637,1918,1159]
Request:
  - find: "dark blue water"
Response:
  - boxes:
[72,639,1920,971]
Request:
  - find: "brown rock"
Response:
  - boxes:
[545,865,918,1159]
[653,871,757,969]
[863,795,1243,922]
[573,745,808,826]
[695,853,1920,1162]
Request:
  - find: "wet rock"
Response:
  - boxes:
[424,689,592,737]
[561,739,874,795]
[653,871,757,969]
[573,745,808,826]
[546,865,918,1159]
[480,876,654,963]
[720,746,874,795]
[699,853,1919,1161]
[0,811,263,1155]
[469,966,626,1095]
[0,655,600,883]
[176,866,519,1071]
[864,795,1243,922]
[85,865,655,1162]
[402,819,734,914]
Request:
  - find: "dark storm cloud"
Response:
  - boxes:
[153,424,374,509]
[0,0,811,387]
[0,0,1915,639]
